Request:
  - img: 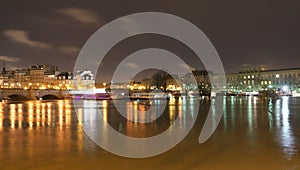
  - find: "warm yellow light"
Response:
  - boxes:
[40,86,46,90]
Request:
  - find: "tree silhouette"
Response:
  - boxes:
[151,71,169,92]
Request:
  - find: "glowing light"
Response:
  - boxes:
[282,86,289,92]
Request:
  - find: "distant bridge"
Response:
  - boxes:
[0,89,71,100]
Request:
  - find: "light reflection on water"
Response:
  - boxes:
[0,97,299,169]
[278,97,296,161]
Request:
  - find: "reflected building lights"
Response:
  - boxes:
[10,104,16,129]
[58,100,64,128]
[210,99,217,129]
[126,102,132,123]
[182,98,187,126]
[66,106,71,126]
[102,100,108,122]
[17,104,22,127]
[36,102,41,127]
[279,97,296,160]
[77,108,83,125]
[133,101,138,124]
[222,97,228,130]
[248,96,253,134]
[178,98,183,127]
[28,102,34,129]
[229,97,235,126]
[47,103,52,126]
[41,103,46,127]
[169,101,174,122]
[0,103,3,130]
[189,99,195,118]
[1,97,300,168]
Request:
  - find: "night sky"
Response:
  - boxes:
[0,0,300,81]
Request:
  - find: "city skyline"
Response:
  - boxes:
[1,0,300,82]
[2,1,300,169]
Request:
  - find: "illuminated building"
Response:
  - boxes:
[226,67,300,93]
[0,64,94,90]
[73,70,95,89]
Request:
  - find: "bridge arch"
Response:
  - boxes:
[8,94,30,101]
[40,94,61,100]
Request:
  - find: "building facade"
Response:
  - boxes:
[0,64,95,90]
[226,67,300,93]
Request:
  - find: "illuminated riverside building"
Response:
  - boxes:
[73,70,95,89]
[0,64,95,90]
[226,67,300,93]
[2,63,300,95]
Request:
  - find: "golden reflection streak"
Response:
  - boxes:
[36,102,41,127]
[134,101,138,124]
[10,104,16,129]
[169,103,174,122]
[0,103,3,130]
[47,103,51,126]
[58,100,64,128]
[17,103,22,127]
[76,106,84,154]
[139,103,145,123]
[77,108,84,155]
[41,103,46,127]
[65,102,71,125]
[127,101,132,123]
[28,102,34,129]
[178,98,183,127]
[77,108,83,125]
[56,100,72,153]
[102,100,108,122]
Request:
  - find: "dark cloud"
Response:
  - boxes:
[55,7,102,25]
[3,29,51,49]
[0,56,21,62]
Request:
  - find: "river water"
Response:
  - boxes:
[0,96,299,169]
